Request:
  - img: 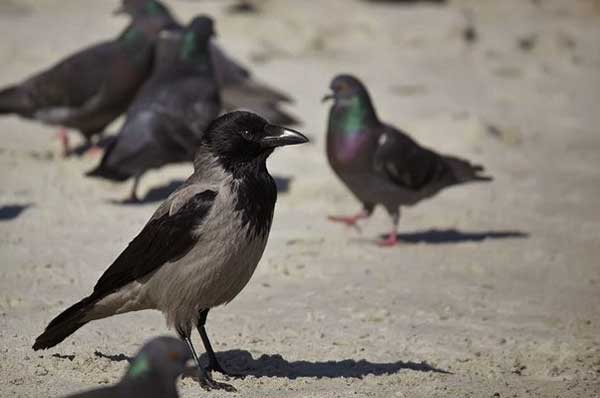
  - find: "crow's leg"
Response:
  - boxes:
[197,309,242,379]
[177,327,236,392]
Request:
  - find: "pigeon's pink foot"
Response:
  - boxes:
[56,128,70,157]
[377,233,398,247]
[328,215,362,226]
[85,145,103,157]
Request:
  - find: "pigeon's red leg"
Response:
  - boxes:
[56,128,70,157]
[85,145,103,157]
[328,209,370,226]
[327,204,373,227]
[377,232,398,247]
[377,208,400,247]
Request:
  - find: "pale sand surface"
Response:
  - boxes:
[0,0,599,397]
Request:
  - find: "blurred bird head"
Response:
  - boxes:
[114,0,170,17]
[322,74,370,105]
[188,15,217,40]
[199,111,308,172]
[124,336,191,383]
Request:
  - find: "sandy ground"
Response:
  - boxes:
[1,0,599,397]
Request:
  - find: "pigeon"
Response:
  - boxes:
[323,74,491,246]
[133,0,299,125]
[61,336,191,398]
[0,0,175,156]
[86,16,221,203]
[210,43,300,125]
[34,111,308,392]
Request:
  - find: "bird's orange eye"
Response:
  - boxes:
[168,351,180,361]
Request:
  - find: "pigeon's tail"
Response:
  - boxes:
[85,140,131,182]
[33,296,94,350]
[0,85,32,115]
[445,156,493,184]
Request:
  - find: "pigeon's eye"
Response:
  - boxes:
[240,130,253,140]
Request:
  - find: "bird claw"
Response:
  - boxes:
[206,364,244,380]
[377,234,398,247]
[198,375,237,392]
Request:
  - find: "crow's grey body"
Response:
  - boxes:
[35,111,308,391]
[89,148,271,336]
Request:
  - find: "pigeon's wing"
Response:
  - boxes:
[90,187,217,300]
[373,125,455,191]
[151,77,221,136]
[209,42,298,124]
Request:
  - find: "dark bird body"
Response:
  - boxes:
[61,336,191,398]
[324,75,491,246]
[132,0,298,125]
[35,111,308,391]
[210,43,299,125]
[87,17,221,203]
[0,0,175,155]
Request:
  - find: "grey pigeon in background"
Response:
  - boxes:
[34,111,308,391]
[0,0,175,156]
[61,336,190,398]
[137,0,299,125]
[86,16,221,203]
[210,43,300,125]
[323,74,491,246]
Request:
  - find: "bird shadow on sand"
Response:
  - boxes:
[192,350,449,379]
[91,349,449,379]
[0,203,32,221]
[382,228,529,244]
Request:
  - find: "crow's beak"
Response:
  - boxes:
[322,93,334,103]
[113,5,126,15]
[260,125,309,148]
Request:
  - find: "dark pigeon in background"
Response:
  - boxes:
[34,111,308,392]
[61,336,191,398]
[138,0,299,125]
[210,43,300,125]
[86,16,221,203]
[0,0,176,156]
[323,74,491,246]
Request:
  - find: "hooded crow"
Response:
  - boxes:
[86,16,221,203]
[324,74,491,246]
[34,111,308,391]
[0,0,176,156]
[62,336,191,398]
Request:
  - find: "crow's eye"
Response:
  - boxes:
[240,130,252,140]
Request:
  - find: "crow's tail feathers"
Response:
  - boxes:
[32,297,95,350]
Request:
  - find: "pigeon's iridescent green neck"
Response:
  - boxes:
[180,32,209,62]
[127,355,151,379]
[336,96,369,135]
[145,1,164,15]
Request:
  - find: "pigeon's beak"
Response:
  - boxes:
[260,125,309,148]
[321,93,335,103]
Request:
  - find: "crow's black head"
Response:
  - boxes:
[115,0,171,17]
[124,336,191,383]
[202,111,308,172]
